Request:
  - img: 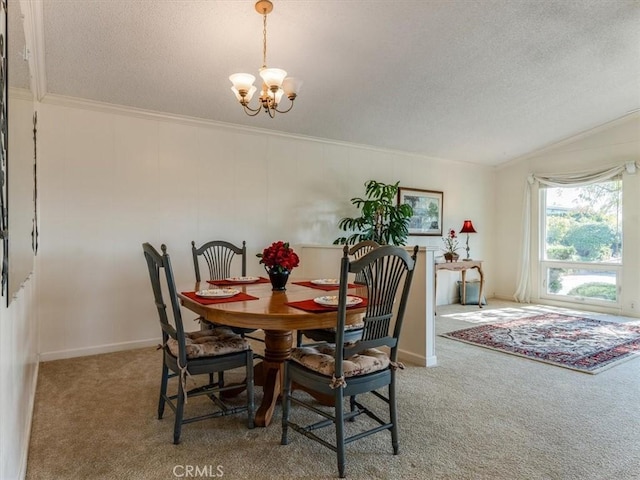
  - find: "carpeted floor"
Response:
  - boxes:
[26,301,640,479]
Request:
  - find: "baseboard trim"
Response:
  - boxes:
[398,349,437,367]
[18,359,39,480]
[424,355,438,367]
[39,338,160,362]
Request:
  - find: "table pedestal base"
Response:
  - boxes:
[253,330,292,427]
[253,330,336,426]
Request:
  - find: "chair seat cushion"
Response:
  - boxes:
[198,317,258,335]
[304,322,365,333]
[291,344,390,378]
[167,327,250,359]
[300,325,364,344]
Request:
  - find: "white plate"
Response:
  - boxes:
[224,276,259,283]
[313,295,363,307]
[311,278,340,286]
[196,288,240,299]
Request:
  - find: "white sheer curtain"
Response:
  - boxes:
[513,161,638,303]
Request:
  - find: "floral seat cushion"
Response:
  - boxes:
[319,322,365,333]
[301,322,365,341]
[167,327,250,359]
[291,344,390,378]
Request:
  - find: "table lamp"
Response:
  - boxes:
[459,220,477,261]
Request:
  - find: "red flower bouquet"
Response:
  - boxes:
[257,241,300,274]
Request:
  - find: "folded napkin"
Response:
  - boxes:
[208,277,270,286]
[292,281,359,292]
[181,291,259,305]
[286,296,368,313]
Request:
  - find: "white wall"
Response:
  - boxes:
[8,93,37,302]
[36,96,495,359]
[494,114,640,317]
[0,278,37,480]
[0,93,38,480]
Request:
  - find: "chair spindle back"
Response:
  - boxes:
[337,244,419,364]
[191,240,247,282]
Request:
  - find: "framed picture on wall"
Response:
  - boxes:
[397,187,443,236]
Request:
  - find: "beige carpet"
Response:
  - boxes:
[26,301,640,479]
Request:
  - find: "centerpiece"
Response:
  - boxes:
[257,241,300,291]
[442,228,460,262]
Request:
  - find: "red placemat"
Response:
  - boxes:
[181,291,259,305]
[292,281,358,291]
[286,296,368,313]
[207,277,270,286]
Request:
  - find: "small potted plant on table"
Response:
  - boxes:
[442,228,460,262]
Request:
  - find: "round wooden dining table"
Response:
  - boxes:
[178,280,365,427]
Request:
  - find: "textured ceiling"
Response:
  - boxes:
[11,0,640,166]
[7,0,30,90]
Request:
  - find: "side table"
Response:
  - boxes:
[435,260,484,308]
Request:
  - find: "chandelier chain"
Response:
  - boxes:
[262,11,268,69]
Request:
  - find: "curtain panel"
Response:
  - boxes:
[513,161,638,303]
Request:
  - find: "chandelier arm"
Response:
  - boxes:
[242,103,263,116]
[265,105,276,118]
[274,99,295,114]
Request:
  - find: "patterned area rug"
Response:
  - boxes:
[442,312,640,374]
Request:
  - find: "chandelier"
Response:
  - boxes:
[229,0,302,118]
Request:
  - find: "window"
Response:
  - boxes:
[540,180,622,306]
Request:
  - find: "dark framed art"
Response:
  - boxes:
[1,1,7,298]
[397,187,443,236]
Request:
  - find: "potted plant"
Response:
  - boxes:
[333,180,413,246]
[442,228,460,262]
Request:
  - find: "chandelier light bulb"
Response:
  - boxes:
[272,88,284,104]
[229,73,256,94]
[231,85,257,103]
[282,77,302,98]
[259,67,287,89]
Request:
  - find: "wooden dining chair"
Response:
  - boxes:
[191,240,263,342]
[281,244,419,478]
[296,240,380,347]
[351,240,381,285]
[143,242,255,444]
[191,240,247,283]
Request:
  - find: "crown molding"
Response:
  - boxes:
[40,92,486,169]
[19,0,47,101]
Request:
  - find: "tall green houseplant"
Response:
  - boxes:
[334,180,413,246]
